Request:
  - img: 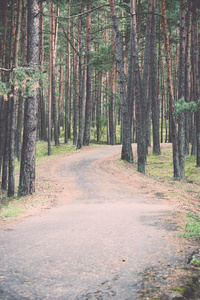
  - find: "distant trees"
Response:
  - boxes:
[0,0,200,197]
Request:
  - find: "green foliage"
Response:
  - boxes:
[174,98,200,115]
[0,67,45,101]
[0,81,9,98]
[90,44,113,72]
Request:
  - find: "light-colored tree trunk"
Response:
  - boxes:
[83,3,92,146]
[178,0,186,178]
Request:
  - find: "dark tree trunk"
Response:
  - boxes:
[73,52,78,145]
[96,71,102,143]
[150,0,160,155]
[8,0,23,196]
[109,0,133,163]
[1,101,9,190]
[130,0,145,171]
[161,0,180,180]
[8,93,16,196]
[142,0,151,158]
[18,0,39,196]
[15,91,23,161]
[65,64,69,144]
[0,0,8,172]
[77,64,86,149]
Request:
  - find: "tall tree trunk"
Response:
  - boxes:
[39,1,47,141]
[142,0,151,158]
[178,0,186,178]
[77,64,86,149]
[51,3,59,145]
[0,0,8,173]
[73,51,78,145]
[130,0,145,172]
[1,101,9,190]
[48,2,52,155]
[160,0,180,180]
[65,3,71,144]
[185,2,192,156]
[77,3,85,149]
[15,0,27,161]
[83,3,92,146]
[109,0,133,163]
[109,33,116,145]
[8,0,23,196]
[192,6,200,166]
[150,0,160,155]
[18,0,39,196]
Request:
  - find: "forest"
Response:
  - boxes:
[0,0,200,198]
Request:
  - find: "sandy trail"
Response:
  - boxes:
[0,145,189,299]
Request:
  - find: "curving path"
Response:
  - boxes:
[0,145,184,299]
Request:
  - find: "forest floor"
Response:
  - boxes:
[0,143,200,299]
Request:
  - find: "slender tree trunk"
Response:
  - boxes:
[109,0,133,162]
[178,0,186,178]
[2,101,9,190]
[150,0,160,155]
[185,3,192,156]
[130,0,145,171]
[0,0,8,172]
[160,0,180,180]
[51,3,59,145]
[65,4,71,143]
[192,6,200,166]
[109,33,116,145]
[48,2,52,155]
[15,91,23,161]
[73,51,78,145]
[39,1,47,141]
[142,0,151,158]
[8,0,23,196]
[77,64,86,149]
[83,4,92,146]
[18,0,39,196]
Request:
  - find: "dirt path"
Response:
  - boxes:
[0,145,197,299]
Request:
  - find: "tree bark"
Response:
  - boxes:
[160,0,180,180]
[73,51,78,145]
[150,0,160,155]
[178,0,186,179]
[185,2,192,156]
[130,0,145,172]
[8,0,23,196]
[51,3,59,146]
[109,0,133,163]
[83,4,92,146]
[48,2,52,155]
[18,0,39,196]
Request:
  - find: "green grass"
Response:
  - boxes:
[182,213,200,238]
[0,200,26,219]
